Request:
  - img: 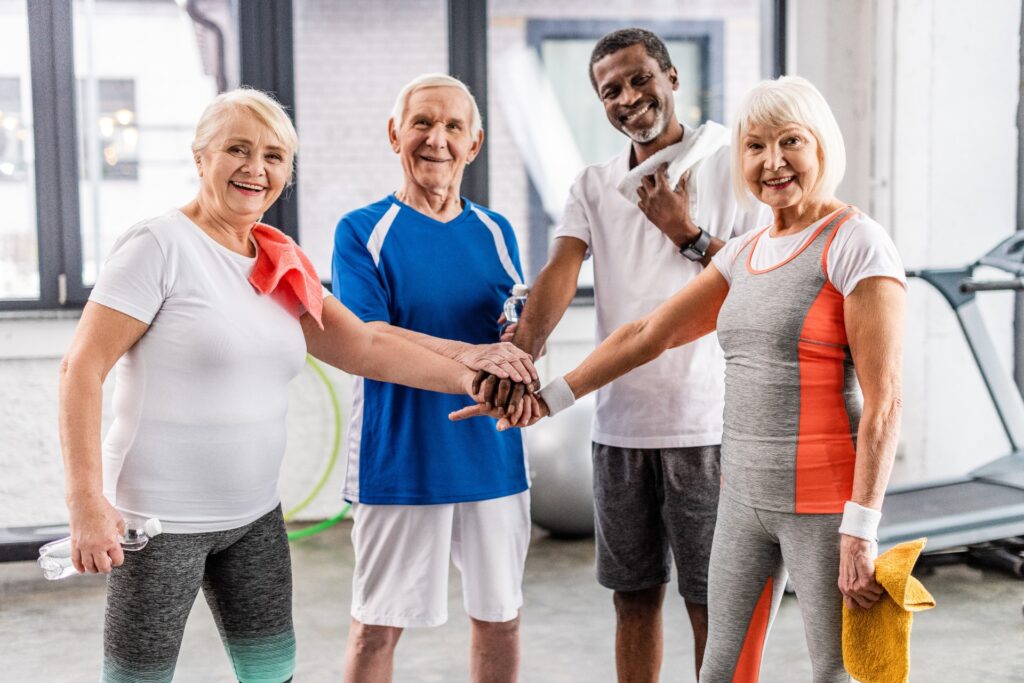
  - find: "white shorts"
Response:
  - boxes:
[350,490,531,628]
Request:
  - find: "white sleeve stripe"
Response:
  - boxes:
[471,206,523,285]
[366,203,401,266]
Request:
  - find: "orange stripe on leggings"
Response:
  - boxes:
[731,576,774,683]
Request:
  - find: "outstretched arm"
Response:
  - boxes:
[560,261,728,400]
[302,296,477,397]
[511,236,588,358]
[478,236,588,410]
[367,322,537,385]
[452,263,730,426]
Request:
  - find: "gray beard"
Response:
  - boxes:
[624,105,670,144]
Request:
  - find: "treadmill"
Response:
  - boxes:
[0,524,68,562]
[879,232,1024,556]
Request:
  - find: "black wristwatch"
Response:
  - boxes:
[680,227,711,262]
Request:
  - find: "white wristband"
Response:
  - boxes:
[838,501,882,541]
[537,376,576,416]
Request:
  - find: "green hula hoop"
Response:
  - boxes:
[285,355,350,541]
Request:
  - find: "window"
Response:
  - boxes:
[77,78,139,181]
[0,2,38,301]
[0,0,234,309]
[4,0,776,310]
[72,0,227,287]
[0,77,30,182]
[485,3,764,292]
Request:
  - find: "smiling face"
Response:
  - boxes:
[591,43,678,145]
[194,109,291,225]
[741,121,824,211]
[389,85,482,197]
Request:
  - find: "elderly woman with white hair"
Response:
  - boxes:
[332,73,536,682]
[457,75,906,681]
[59,87,531,683]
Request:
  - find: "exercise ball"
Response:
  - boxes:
[526,395,595,538]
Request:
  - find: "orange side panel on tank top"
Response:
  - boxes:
[794,215,857,514]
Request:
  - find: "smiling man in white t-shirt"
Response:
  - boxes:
[505,29,770,681]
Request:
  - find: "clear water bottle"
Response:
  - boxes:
[38,516,162,580]
[503,284,529,324]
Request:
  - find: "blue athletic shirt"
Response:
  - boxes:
[332,194,528,505]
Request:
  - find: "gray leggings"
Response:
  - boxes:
[102,505,295,683]
[699,493,848,683]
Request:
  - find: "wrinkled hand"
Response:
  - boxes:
[838,534,884,609]
[454,342,537,385]
[636,165,699,248]
[67,494,125,575]
[450,392,548,430]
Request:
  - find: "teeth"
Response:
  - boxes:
[624,103,652,122]
[232,181,264,191]
[764,177,793,186]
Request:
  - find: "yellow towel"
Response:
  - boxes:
[842,538,936,683]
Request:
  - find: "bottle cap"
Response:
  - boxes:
[144,518,163,538]
[511,284,529,297]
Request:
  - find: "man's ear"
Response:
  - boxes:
[388,117,400,153]
[668,66,679,90]
[467,128,485,163]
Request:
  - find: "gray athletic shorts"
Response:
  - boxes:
[592,443,720,604]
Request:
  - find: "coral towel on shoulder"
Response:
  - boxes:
[249,223,324,329]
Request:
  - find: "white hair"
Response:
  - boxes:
[731,76,846,208]
[390,73,483,138]
[192,88,299,186]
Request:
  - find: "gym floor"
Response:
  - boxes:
[1,521,1021,682]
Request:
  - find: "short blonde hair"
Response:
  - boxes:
[731,76,845,208]
[390,73,483,138]
[191,88,299,185]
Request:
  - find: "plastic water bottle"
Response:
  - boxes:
[37,516,162,580]
[503,284,529,324]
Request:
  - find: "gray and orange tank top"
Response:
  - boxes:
[716,207,861,514]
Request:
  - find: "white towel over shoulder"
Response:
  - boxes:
[616,121,730,203]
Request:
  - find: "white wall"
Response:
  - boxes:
[792,0,1022,483]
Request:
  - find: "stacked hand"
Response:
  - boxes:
[453,341,536,386]
[452,367,548,430]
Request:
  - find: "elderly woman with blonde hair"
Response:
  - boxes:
[59,87,531,683]
[458,76,906,681]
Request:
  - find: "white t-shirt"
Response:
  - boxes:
[711,209,906,295]
[89,209,308,533]
[553,138,772,448]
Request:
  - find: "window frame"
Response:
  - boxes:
[5,0,784,312]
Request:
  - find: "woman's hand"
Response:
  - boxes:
[67,494,125,574]
[449,392,548,430]
[838,534,884,609]
[454,342,537,385]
